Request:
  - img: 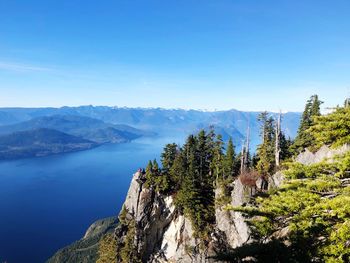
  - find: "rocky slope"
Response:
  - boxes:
[47,217,117,263]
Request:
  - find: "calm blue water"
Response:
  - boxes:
[0,135,183,263]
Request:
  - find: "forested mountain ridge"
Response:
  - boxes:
[48,96,350,263]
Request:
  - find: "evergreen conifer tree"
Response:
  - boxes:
[256,112,275,176]
[224,137,236,178]
[161,143,177,173]
[308,105,350,149]
[211,134,224,183]
[144,160,154,188]
[291,95,323,153]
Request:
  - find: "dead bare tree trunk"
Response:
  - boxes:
[240,140,245,174]
[275,111,281,168]
[240,124,250,174]
[345,98,350,108]
[244,125,250,169]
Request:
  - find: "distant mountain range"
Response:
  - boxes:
[0,128,97,160]
[0,106,301,159]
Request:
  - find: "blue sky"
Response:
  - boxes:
[0,0,349,111]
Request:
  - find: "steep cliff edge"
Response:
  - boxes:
[45,172,255,263]
[112,170,256,263]
[113,145,350,262]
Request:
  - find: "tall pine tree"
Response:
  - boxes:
[291,95,323,153]
[161,143,178,173]
[224,137,237,179]
[308,105,350,149]
[256,112,275,176]
[211,134,224,183]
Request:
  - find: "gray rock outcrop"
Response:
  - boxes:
[215,179,251,250]
[269,144,350,190]
[296,144,350,165]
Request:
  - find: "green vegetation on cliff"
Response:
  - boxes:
[222,101,350,263]
[97,207,142,263]
[228,153,350,262]
[308,105,350,150]
[97,234,117,263]
[144,129,241,238]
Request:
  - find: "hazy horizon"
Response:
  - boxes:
[0,105,304,114]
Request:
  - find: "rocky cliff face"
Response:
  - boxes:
[45,171,255,263]
[117,145,350,262]
[115,170,255,263]
[116,171,175,262]
[215,179,251,250]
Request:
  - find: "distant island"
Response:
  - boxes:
[0,115,152,160]
[0,128,97,160]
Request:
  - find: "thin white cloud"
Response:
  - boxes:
[0,61,51,72]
